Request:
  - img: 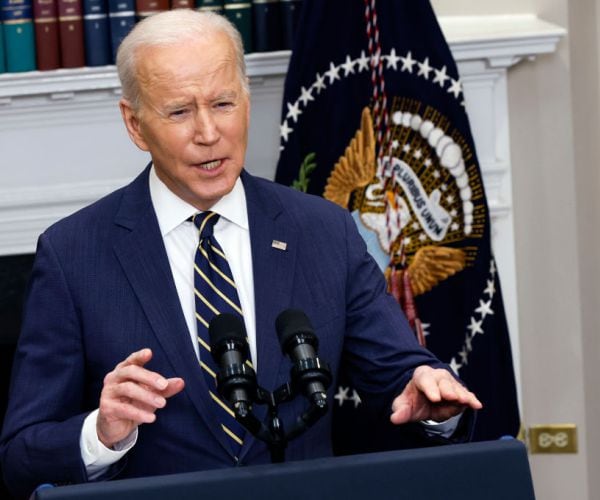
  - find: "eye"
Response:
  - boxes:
[215,101,235,110]
[169,108,190,118]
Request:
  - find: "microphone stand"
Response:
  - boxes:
[224,363,332,464]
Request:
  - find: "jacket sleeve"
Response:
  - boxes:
[339,208,449,412]
[0,233,90,498]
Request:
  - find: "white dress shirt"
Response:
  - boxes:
[80,167,256,477]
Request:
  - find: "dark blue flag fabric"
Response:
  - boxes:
[275,0,520,449]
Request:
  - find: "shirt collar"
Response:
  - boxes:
[149,166,249,237]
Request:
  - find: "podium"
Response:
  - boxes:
[35,440,535,500]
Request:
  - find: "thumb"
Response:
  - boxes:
[390,388,415,425]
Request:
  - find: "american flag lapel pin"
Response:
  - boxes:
[271,240,287,251]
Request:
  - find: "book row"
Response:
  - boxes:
[0,0,301,73]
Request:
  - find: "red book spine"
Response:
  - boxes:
[170,0,192,9]
[135,0,168,19]
[57,0,84,67]
[33,0,60,70]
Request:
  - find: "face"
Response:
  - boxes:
[120,32,250,211]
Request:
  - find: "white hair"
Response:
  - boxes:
[116,9,248,111]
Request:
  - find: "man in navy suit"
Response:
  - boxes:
[0,9,481,498]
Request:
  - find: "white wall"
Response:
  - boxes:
[432,1,599,499]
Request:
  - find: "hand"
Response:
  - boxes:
[390,365,482,425]
[97,348,185,449]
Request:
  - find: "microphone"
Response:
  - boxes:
[209,313,257,417]
[275,309,332,407]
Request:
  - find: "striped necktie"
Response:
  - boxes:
[192,211,247,457]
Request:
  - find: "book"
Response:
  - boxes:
[83,0,111,65]
[223,1,251,53]
[195,0,222,14]
[58,0,85,67]
[279,0,300,50]
[0,22,5,72]
[1,0,36,72]
[170,0,192,9]
[135,0,168,20]
[252,0,280,52]
[33,0,60,70]
[107,0,134,62]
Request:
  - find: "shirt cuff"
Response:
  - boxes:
[80,409,138,479]
[421,412,463,438]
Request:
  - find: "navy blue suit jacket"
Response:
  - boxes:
[0,167,446,497]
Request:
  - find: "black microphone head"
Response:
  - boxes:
[275,309,317,353]
[208,313,247,360]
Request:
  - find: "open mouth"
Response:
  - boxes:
[198,159,221,170]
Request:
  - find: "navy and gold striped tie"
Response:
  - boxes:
[192,211,246,456]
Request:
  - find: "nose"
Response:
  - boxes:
[193,108,220,146]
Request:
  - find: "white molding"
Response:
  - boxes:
[0,179,129,255]
[439,14,566,67]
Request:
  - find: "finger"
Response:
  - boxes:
[427,402,466,422]
[413,370,442,403]
[438,378,482,409]
[108,364,169,392]
[161,378,185,399]
[105,380,167,410]
[390,399,413,425]
[101,397,158,425]
[116,348,153,369]
[438,377,461,402]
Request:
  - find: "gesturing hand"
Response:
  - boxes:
[390,365,482,425]
[97,348,185,449]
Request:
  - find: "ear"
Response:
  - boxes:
[119,98,150,152]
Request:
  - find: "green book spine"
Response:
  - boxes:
[1,0,36,72]
[0,24,5,72]
[223,1,252,53]
[196,0,222,14]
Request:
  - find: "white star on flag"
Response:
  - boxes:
[449,357,462,375]
[400,51,416,73]
[386,47,401,70]
[433,65,449,87]
[313,72,327,94]
[286,101,302,123]
[350,389,362,408]
[334,386,349,406]
[484,279,496,297]
[448,78,462,98]
[465,335,473,352]
[357,50,370,71]
[341,55,356,75]
[417,57,433,79]
[326,61,341,83]
[280,120,293,142]
[467,316,484,335]
[299,86,314,106]
[475,299,494,319]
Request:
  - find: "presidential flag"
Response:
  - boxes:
[275,0,520,449]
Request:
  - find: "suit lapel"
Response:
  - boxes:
[238,171,299,459]
[111,167,233,457]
